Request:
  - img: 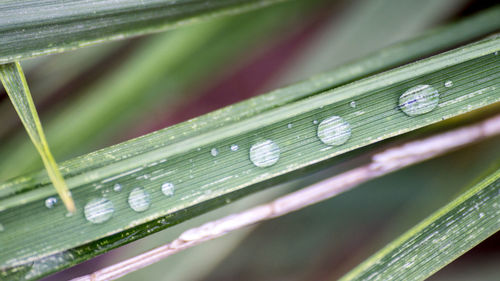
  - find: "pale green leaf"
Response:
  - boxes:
[339,165,500,281]
[0,62,75,212]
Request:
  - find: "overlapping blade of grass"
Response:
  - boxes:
[0,63,74,212]
[339,164,500,281]
[1,6,499,181]
[0,34,499,280]
[0,0,318,180]
[0,0,288,63]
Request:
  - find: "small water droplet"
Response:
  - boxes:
[479,212,485,218]
[350,101,356,108]
[0,223,4,232]
[45,197,58,209]
[313,120,318,125]
[210,148,219,157]
[161,182,175,196]
[230,144,239,151]
[128,188,151,212]
[249,140,280,167]
[287,123,293,129]
[444,80,453,88]
[113,184,122,192]
[317,116,351,146]
[84,198,114,224]
[495,51,498,56]
[399,85,439,116]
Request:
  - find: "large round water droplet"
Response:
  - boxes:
[249,140,280,167]
[84,198,114,224]
[45,197,58,209]
[317,116,351,146]
[161,182,175,196]
[128,188,151,212]
[399,85,439,116]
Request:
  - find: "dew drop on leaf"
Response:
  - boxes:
[350,101,356,108]
[161,182,175,196]
[399,85,439,116]
[84,198,114,224]
[210,148,219,156]
[128,187,151,212]
[444,80,453,88]
[113,184,122,192]
[230,144,239,151]
[317,116,351,146]
[45,197,58,209]
[249,140,280,167]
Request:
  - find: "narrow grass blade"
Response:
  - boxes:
[339,165,500,281]
[0,62,75,213]
[0,0,288,63]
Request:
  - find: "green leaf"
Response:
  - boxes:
[0,0,287,63]
[339,165,500,281]
[0,62,75,213]
[0,32,499,280]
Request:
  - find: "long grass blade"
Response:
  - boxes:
[0,0,288,63]
[339,165,500,281]
[0,62,75,213]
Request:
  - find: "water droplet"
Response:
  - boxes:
[350,101,356,108]
[0,223,4,232]
[313,120,318,125]
[128,188,151,212]
[113,184,122,192]
[399,85,439,116]
[444,80,453,88]
[230,144,239,151]
[317,116,351,146]
[249,140,280,167]
[479,212,485,218]
[495,51,499,56]
[84,198,114,224]
[287,123,293,129]
[210,148,218,157]
[161,182,175,196]
[45,197,58,209]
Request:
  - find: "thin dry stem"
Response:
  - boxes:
[71,113,500,281]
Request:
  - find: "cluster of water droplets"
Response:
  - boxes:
[80,180,177,224]
[57,82,447,224]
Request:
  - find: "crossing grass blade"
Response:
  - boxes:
[0,0,288,64]
[0,32,499,280]
[0,62,75,213]
[339,164,500,281]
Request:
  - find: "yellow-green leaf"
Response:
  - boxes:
[0,62,75,213]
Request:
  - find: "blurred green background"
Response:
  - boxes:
[0,0,497,280]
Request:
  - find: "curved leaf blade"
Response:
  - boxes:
[339,165,500,281]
